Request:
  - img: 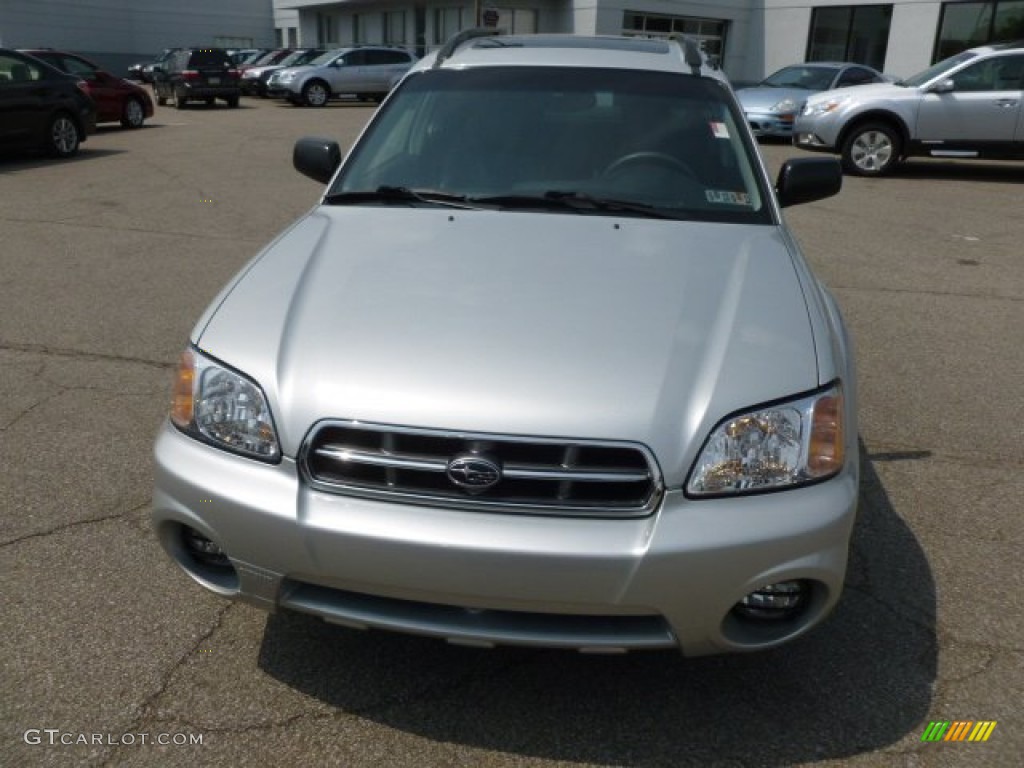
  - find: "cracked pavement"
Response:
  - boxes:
[1,103,1021,767]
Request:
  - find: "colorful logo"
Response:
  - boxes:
[921,721,997,742]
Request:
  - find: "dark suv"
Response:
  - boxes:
[152,48,240,109]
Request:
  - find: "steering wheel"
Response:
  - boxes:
[602,151,697,179]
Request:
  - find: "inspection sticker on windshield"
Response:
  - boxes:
[709,122,730,139]
[705,190,750,206]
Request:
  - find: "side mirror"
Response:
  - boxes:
[293,136,342,184]
[775,157,842,208]
[928,78,955,94]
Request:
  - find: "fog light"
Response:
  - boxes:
[734,580,809,621]
[182,527,231,569]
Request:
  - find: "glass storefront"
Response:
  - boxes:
[806,5,892,71]
[622,12,728,64]
[935,1,1024,60]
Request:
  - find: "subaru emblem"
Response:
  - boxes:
[446,455,502,491]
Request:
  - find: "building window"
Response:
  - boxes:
[496,9,538,34]
[318,13,337,46]
[287,27,298,47]
[935,1,1024,61]
[384,11,407,45]
[622,13,728,64]
[806,5,892,71]
[434,7,464,45]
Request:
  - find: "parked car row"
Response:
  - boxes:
[795,41,1024,175]
[240,48,325,97]
[737,62,889,139]
[1,47,150,159]
[741,41,1024,176]
[128,44,418,109]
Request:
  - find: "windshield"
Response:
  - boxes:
[307,49,345,67]
[900,50,978,87]
[762,65,839,90]
[331,67,771,224]
[283,49,322,67]
[278,50,308,67]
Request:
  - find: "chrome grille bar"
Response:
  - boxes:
[302,421,663,517]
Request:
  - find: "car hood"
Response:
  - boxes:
[737,86,816,110]
[803,81,909,108]
[195,208,821,480]
[272,65,313,78]
[246,65,281,77]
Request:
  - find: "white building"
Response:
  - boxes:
[277,1,1024,82]
[0,0,275,74]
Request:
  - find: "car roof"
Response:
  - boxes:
[415,31,725,82]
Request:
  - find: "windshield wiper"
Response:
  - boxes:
[323,186,480,209]
[472,191,686,220]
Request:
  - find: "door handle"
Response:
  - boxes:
[995,99,1019,107]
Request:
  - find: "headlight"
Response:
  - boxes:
[802,97,849,117]
[242,70,258,79]
[687,384,845,496]
[170,346,280,462]
[278,71,296,82]
[771,98,799,114]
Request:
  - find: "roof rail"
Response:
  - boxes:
[668,33,706,75]
[433,27,504,68]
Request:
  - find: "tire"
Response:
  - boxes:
[120,98,145,129]
[841,122,902,177]
[46,113,80,158]
[226,96,240,108]
[174,87,188,109]
[302,80,329,107]
[205,97,215,106]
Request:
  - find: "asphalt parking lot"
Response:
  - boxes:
[1,96,1022,768]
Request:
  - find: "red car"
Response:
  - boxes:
[20,49,154,128]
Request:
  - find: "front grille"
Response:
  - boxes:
[301,421,662,517]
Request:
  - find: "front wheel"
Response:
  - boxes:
[174,87,188,109]
[841,122,901,176]
[120,97,145,128]
[46,113,80,157]
[302,81,329,107]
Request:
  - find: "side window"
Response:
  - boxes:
[993,55,1024,90]
[375,50,410,65]
[0,55,42,83]
[339,51,366,67]
[62,56,98,79]
[950,59,1003,92]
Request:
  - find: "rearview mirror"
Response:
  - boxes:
[928,78,955,94]
[294,136,342,184]
[775,157,842,208]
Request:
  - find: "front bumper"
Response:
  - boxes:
[152,421,858,656]
[745,110,796,138]
[792,113,843,151]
